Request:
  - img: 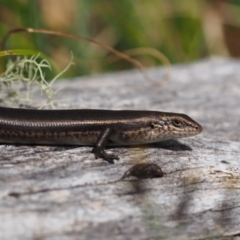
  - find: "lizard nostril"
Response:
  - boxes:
[196,124,203,132]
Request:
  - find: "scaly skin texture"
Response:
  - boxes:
[0,107,202,162]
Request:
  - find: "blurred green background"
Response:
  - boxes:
[1,0,240,78]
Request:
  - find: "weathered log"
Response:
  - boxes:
[0,57,240,240]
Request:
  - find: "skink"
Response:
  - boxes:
[0,107,202,163]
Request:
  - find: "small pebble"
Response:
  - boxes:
[121,163,164,179]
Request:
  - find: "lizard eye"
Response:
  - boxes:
[172,119,183,128]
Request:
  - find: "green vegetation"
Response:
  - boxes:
[1,0,240,78]
[0,54,73,107]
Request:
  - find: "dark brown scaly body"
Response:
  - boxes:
[0,107,202,163]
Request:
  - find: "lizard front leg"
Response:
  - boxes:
[91,127,119,164]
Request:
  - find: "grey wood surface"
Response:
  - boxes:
[0,57,240,240]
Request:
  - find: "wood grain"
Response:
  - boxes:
[0,57,240,240]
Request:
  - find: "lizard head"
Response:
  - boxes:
[151,112,202,141]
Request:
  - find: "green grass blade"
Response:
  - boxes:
[0,49,39,57]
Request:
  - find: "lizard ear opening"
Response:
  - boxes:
[150,120,165,129]
[150,123,155,129]
[150,121,162,129]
